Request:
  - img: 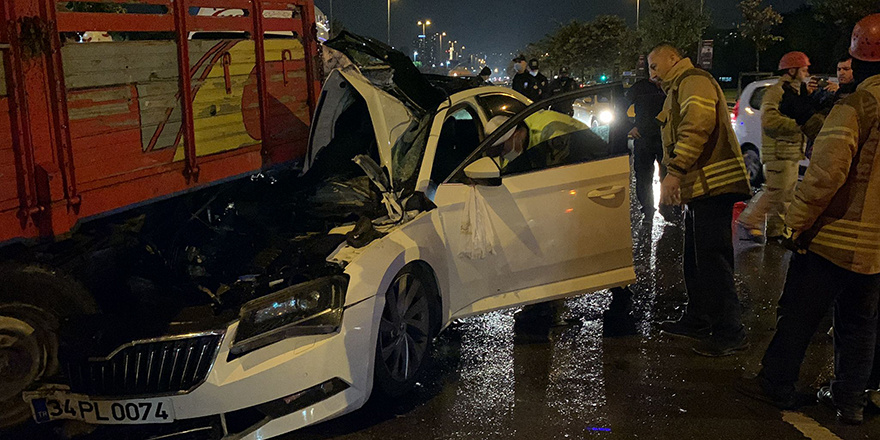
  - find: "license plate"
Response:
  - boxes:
[25,390,175,425]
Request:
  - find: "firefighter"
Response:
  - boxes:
[737,51,816,242]
[738,14,880,424]
[648,43,752,357]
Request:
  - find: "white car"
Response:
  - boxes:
[731,77,776,187]
[572,90,615,128]
[22,34,635,439]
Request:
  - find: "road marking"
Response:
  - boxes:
[781,411,842,440]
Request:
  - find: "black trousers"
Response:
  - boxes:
[633,135,666,218]
[681,194,745,340]
[762,251,880,408]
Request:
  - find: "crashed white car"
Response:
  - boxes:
[21,33,635,439]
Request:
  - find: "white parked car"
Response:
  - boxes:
[731,77,777,187]
[22,33,635,439]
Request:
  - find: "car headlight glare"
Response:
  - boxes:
[231,275,349,356]
[599,110,614,124]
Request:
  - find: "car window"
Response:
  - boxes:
[749,86,768,110]
[449,85,629,182]
[432,106,483,183]
[450,108,474,120]
[476,94,527,119]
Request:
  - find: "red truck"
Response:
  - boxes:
[0,0,322,432]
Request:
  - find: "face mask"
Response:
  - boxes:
[503,146,521,163]
[530,70,538,77]
[514,64,525,73]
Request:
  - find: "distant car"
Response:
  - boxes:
[572,91,615,128]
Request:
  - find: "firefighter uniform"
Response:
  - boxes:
[657,57,752,352]
[759,72,880,421]
[738,74,807,238]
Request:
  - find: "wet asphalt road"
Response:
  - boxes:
[290,215,879,439]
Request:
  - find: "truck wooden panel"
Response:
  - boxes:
[0,0,321,244]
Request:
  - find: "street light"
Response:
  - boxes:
[438,31,447,57]
[418,19,431,35]
[636,0,640,30]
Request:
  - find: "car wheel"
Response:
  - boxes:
[0,265,98,429]
[373,266,438,398]
[742,146,764,188]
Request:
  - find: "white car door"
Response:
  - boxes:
[429,88,635,317]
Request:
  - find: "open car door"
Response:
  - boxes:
[433,84,636,316]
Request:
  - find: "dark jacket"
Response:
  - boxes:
[512,72,530,95]
[625,78,666,137]
[548,76,579,114]
[516,72,548,102]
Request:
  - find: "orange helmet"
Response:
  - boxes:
[778,51,810,70]
[850,14,880,62]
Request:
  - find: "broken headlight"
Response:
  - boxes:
[230,275,349,356]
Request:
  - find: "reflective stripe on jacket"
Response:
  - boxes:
[761,76,806,161]
[658,58,751,203]
[787,74,880,275]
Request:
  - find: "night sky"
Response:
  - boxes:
[315,0,808,57]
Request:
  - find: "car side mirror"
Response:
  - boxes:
[464,157,501,186]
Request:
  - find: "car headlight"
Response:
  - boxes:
[599,110,614,124]
[230,275,349,356]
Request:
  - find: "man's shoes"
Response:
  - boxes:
[658,319,710,340]
[692,334,750,357]
[736,375,804,410]
[817,386,864,425]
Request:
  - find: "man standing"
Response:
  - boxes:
[649,44,752,356]
[738,52,814,242]
[548,67,579,114]
[521,59,548,103]
[625,77,667,222]
[738,15,880,424]
[511,55,529,96]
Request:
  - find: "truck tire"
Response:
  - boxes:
[0,265,98,429]
[372,265,440,399]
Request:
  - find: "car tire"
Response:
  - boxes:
[372,265,439,399]
[742,146,764,188]
[0,265,98,429]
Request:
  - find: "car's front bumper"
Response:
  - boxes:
[28,296,381,439]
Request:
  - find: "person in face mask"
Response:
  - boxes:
[484,111,588,170]
[519,58,549,102]
[511,55,530,95]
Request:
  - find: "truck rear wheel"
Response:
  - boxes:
[0,265,97,429]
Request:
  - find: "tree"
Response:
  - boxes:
[522,16,638,80]
[639,0,710,56]
[810,0,880,28]
[738,0,784,72]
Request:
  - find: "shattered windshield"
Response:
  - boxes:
[391,113,433,192]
